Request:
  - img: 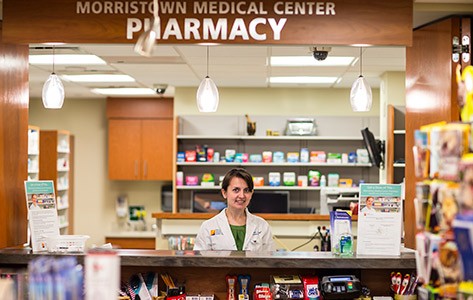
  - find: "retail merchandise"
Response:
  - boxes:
[412,120,473,298]
[178,144,366,165]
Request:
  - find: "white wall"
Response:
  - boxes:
[29,86,382,246]
[176,87,380,116]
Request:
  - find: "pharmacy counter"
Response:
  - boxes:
[0,248,414,296]
[105,231,156,249]
[152,213,359,250]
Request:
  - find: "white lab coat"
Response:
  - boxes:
[193,208,275,251]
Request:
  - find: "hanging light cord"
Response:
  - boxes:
[359,47,362,76]
[52,46,56,74]
[153,0,159,18]
[206,46,209,77]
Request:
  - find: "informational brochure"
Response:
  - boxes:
[24,180,60,252]
[356,183,403,256]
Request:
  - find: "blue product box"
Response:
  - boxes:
[177,151,186,162]
[249,154,263,163]
[234,153,244,163]
[273,151,285,163]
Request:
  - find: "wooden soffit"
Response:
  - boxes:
[3,0,412,46]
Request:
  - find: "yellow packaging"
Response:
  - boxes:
[338,178,353,187]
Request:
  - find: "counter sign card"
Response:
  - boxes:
[356,184,403,256]
[24,180,60,252]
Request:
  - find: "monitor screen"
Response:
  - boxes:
[191,191,226,213]
[191,190,290,214]
[248,191,290,214]
[361,127,384,169]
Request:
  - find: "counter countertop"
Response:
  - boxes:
[152,212,358,221]
[0,248,414,269]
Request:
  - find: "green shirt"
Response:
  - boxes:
[230,224,246,251]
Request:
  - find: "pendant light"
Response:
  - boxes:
[350,47,372,112]
[42,46,65,109]
[196,46,219,112]
[134,0,160,56]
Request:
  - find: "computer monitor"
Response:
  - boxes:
[191,190,226,213]
[191,190,290,214]
[248,191,290,214]
[361,127,385,169]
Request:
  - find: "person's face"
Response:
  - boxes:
[32,195,37,204]
[222,177,253,211]
[366,197,374,207]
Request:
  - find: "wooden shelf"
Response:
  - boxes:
[40,130,74,234]
[178,135,368,141]
[387,105,405,184]
[177,162,372,167]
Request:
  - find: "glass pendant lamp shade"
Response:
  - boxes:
[350,75,372,112]
[196,76,219,112]
[134,0,160,56]
[42,73,65,109]
[350,47,372,112]
[134,17,160,57]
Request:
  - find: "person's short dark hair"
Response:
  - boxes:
[221,168,254,192]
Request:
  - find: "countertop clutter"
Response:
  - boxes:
[0,248,416,299]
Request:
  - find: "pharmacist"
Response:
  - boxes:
[193,168,276,251]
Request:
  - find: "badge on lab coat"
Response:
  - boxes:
[210,229,223,236]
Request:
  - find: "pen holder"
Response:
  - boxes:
[394,295,417,300]
[247,122,256,136]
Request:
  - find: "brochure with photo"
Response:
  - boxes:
[24,180,60,252]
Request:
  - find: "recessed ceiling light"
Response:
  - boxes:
[269,76,337,84]
[29,54,107,65]
[91,88,156,96]
[270,56,355,67]
[61,74,135,83]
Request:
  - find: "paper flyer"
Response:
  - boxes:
[356,183,403,256]
[24,180,60,252]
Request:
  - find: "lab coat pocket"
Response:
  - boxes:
[248,235,263,251]
[209,234,229,250]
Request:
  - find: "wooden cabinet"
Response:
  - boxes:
[107,98,174,181]
[39,130,74,234]
[386,105,405,184]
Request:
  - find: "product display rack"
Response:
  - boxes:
[39,130,74,234]
[174,115,380,213]
[27,125,40,181]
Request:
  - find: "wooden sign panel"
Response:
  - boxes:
[3,0,412,46]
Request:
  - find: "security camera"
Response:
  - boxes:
[311,46,332,61]
[154,84,168,95]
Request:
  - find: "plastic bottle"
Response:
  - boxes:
[320,175,326,187]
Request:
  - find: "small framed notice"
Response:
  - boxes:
[356,183,403,256]
[24,181,60,252]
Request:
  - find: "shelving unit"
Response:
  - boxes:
[39,130,74,234]
[174,115,380,213]
[27,125,40,181]
[387,105,405,184]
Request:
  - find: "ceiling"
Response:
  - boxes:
[27,1,473,99]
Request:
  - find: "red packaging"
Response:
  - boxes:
[185,150,196,162]
[207,148,214,162]
[253,286,271,300]
[301,276,320,300]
